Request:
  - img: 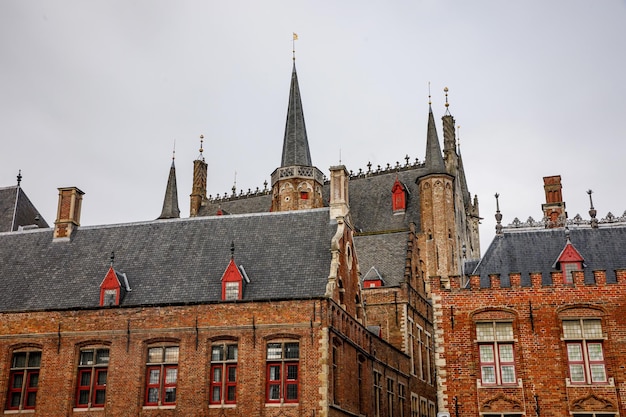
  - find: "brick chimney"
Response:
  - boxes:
[54,187,84,240]
[542,175,566,228]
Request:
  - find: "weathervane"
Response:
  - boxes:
[292,32,298,61]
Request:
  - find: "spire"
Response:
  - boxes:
[158,151,180,219]
[424,104,446,174]
[281,62,312,167]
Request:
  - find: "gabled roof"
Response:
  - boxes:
[0,186,49,232]
[0,208,335,312]
[473,226,626,286]
[281,62,312,167]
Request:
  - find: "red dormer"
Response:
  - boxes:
[553,238,585,284]
[391,177,407,213]
[221,259,244,300]
[362,266,384,288]
[99,266,131,306]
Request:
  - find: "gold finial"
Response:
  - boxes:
[199,134,204,154]
[292,32,298,61]
[444,86,449,108]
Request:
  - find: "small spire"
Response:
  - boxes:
[230,241,235,259]
[16,170,22,187]
[197,134,205,161]
[495,193,503,236]
[587,189,598,228]
[232,171,237,196]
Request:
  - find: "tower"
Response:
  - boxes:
[270,61,324,212]
[190,135,208,217]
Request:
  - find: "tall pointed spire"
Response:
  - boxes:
[281,62,312,167]
[158,150,180,219]
[424,104,446,175]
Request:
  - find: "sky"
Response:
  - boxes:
[1,0,625,254]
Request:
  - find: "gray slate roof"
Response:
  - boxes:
[355,232,408,287]
[0,208,335,312]
[0,186,49,232]
[472,226,626,286]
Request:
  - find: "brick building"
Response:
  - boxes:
[431,176,626,417]
[0,60,480,416]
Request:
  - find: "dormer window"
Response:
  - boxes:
[220,257,250,301]
[363,266,384,288]
[99,266,131,307]
[391,178,407,213]
[224,282,240,301]
[553,237,585,284]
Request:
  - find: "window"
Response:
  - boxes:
[411,393,419,417]
[145,346,179,406]
[417,326,424,380]
[332,343,339,404]
[210,343,238,405]
[398,383,406,417]
[76,348,109,408]
[476,322,516,385]
[266,341,299,403]
[374,371,382,417]
[224,282,239,300]
[563,319,607,384]
[425,333,432,384]
[387,378,395,417]
[420,397,428,417]
[6,350,41,411]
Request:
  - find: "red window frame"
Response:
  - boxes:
[266,362,299,403]
[144,346,178,406]
[6,351,40,411]
[209,343,238,405]
[145,366,162,406]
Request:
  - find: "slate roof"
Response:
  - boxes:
[0,208,335,312]
[0,186,49,232]
[472,225,626,286]
[281,62,312,167]
[355,232,408,287]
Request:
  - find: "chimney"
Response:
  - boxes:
[329,165,350,219]
[54,187,84,240]
[542,175,566,228]
[190,158,207,217]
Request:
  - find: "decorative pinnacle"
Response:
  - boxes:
[16,170,22,187]
[587,189,598,228]
[172,140,176,161]
[495,193,503,235]
[587,189,595,209]
[230,241,235,259]
[198,134,205,161]
[444,86,449,108]
[428,82,432,105]
[110,251,115,266]
[292,32,298,61]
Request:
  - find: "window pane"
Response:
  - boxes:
[96,349,110,365]
[227,345,238,361]
[212,386,221,402]
[148,348,163,363]
[287,364,298,380]
[587,343,604,361]
[80,350,94,366]
[583,320,602,338]
[267,343,282,359]
[499,344,514,362]
[480,345,494,362]
[97,371,107,386]
[148,388,159,403]
[149,369,160,384]
[286,383,298,400]
[80,371,92,386]
[268,384,280,400]
[165,367,178,384]
[227,366,236,382]
[590,364,606,382]
[10,393,21,408]
[501,365,515,383]
[26,391,37,407]
[563,320,582,338]
[213,367,222,382]
[285,343,299,359]
[164,347,179,363]
[481,366,495,383]
[28,372,39,388]
[227,385,236,401]
[567,344,583,361]
[94,389,106,405]
[476,323,494,341]
[569,364,585,382]
[27,352,41,368]
[13,352,27,368]
[78,390,90,405]
[212,345,224,361]
[164,387,176,403]
[269,365,280,381]
[12,373,24,389]
[495,323,513,340]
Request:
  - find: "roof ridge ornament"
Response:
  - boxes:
[198,134,205,162]
[587,189,598,228]
[17,170,22,187]
[444,86,451,116]
[495,193,503,236]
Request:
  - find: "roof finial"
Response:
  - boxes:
[292,32,298,61]
[428,82,432,106]
[16,170,22,187]
[172,140,176,161]
[495,193,503,236]
[198,134,205,161]
[444,86,449,108]
[456,125,461,153]
[110,251,115,266]
[230,241,235,259]
[232,171,237,196]
[587,189,598,228]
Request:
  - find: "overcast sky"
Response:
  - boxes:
[1,1,625,253]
